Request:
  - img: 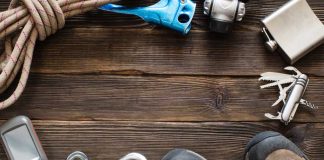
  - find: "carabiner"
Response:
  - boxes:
[66,151,89,160]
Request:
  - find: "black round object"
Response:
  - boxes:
[178,14,190,23]
[209,20,233,34]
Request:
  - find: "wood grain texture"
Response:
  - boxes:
[0,0,323,76]
[30,28,324,76]
[0,74,323,122]
[0,0,323,159]
[0,121,322,160]
[1,0,322,28]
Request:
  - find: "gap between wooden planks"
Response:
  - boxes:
[0,74,322,122]
[0,0,323,76]
[0,27,323,76]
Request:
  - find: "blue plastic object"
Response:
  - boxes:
[100,0,196,34]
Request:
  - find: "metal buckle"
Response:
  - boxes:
[66,151,89,160]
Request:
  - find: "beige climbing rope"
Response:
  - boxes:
[0,0,119,110]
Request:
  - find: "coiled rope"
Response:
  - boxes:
[0,0,119,109]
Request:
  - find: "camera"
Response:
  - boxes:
[203,0,248,33]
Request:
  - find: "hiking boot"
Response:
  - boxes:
[244,131,309,160]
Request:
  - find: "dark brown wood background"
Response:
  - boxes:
[0,0,324,159]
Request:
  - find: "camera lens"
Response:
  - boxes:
[209,20,233,33]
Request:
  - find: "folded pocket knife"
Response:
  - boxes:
[259,66,317,125]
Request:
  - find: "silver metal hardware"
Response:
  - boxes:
[120,152,147,160]
[261,0,324,64]
[0,116,48,160]
[259,66,317,125]
[66,151,89,160]
[203,0,246,33]
[261,27,278,52]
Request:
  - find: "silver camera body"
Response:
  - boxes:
[203,0,247,33]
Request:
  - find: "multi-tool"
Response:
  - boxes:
[100,0,196,34]
[259,66,317,125]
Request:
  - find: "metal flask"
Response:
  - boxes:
[100,0,196,34]
[261,0,324,64]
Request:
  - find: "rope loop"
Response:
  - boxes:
[21,0,65,41]
[0,0,119,110]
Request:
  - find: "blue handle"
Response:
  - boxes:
[100,0,196,34]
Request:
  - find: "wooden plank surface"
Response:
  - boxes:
[0,74,323,122]
[0,0,324,159]
[0,0,323,76]
[31,28,324,76]
[0,121,322,160]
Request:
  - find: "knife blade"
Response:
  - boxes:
[260,77,295,89]
[259,72,294,81]
[272,84,287,106]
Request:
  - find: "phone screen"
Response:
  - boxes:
[4,125,40,160]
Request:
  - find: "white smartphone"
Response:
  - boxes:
[0,116,48,160]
